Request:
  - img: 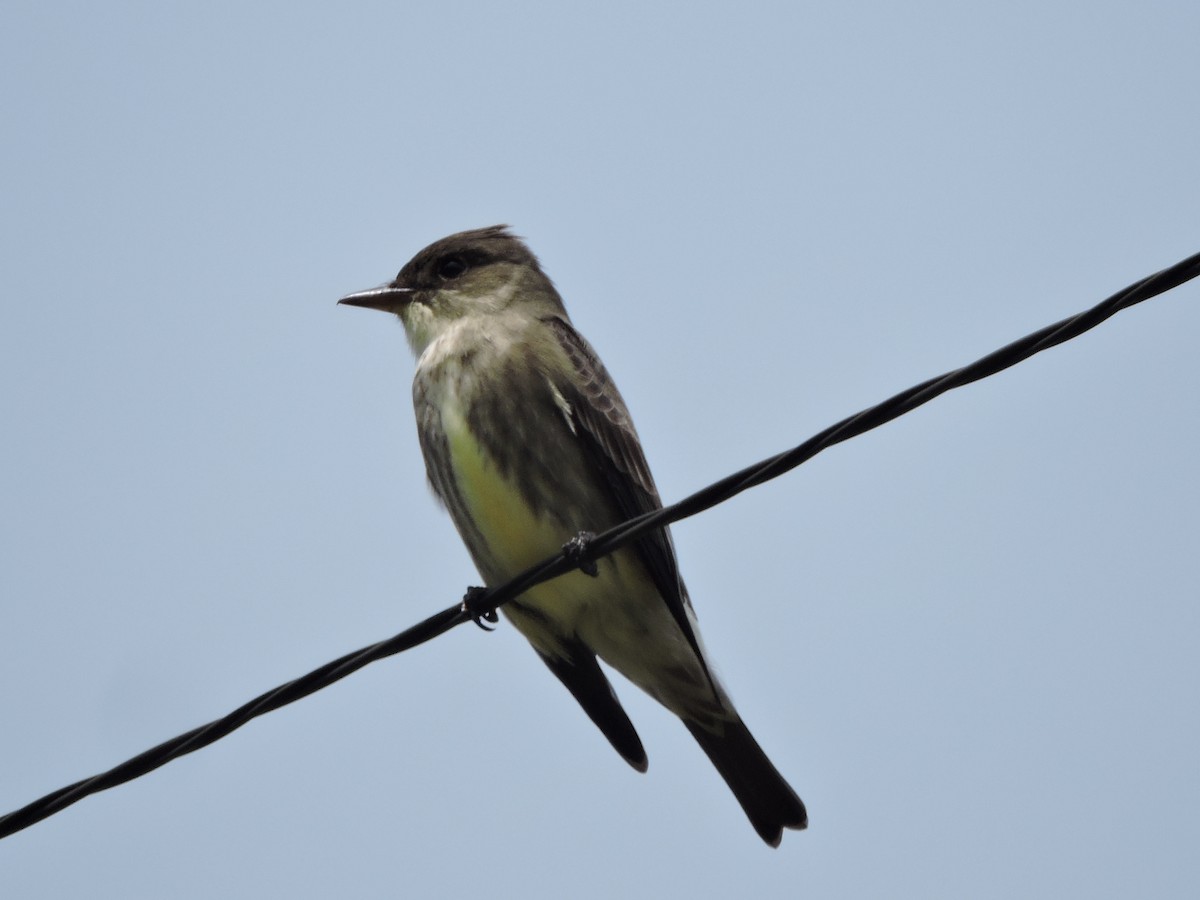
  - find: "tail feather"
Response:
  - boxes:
[684,717,807,847]
[538,645,648,772]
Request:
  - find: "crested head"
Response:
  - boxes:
[351,226,567,357]
[393,225,539,288]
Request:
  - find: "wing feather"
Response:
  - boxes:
[543,317,713,683]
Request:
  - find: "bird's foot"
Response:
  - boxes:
[462,586,499,631]
[562,531,600,577]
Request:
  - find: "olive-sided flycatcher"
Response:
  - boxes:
[340,226,805,845]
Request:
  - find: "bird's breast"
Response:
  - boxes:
[415,332,570,581]
[438,397,566,577]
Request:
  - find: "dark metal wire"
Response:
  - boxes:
[3,248,1197,841]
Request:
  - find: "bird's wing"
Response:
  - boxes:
[543,316,713,680]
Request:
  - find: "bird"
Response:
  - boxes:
[339,225,806,845]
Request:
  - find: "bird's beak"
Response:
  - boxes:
[337,285,413,313]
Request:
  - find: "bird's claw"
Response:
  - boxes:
[462,586,499,631]
[563,531,600,577]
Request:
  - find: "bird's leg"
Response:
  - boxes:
[562,531,600,577]
[462,586,499,631]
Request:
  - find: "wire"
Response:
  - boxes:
[2,248,1197,840]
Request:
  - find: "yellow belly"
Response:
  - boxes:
[442,402,566,578]
[436,382,718,720]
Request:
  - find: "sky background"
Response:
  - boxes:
[2,2,1198,897]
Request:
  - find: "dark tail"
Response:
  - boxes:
[538,644,648,772]
[684,716,807,847]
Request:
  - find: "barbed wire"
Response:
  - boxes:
[3,248,1198,841]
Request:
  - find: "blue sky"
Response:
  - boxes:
[2,2,1198,897]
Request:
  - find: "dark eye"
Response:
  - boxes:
[436,256,468,280]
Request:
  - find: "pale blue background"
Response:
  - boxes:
[3,2,1198,897]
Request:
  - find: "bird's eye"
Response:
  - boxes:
[437,256,468,280]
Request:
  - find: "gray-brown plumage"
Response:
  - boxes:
[340,226,805,845]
